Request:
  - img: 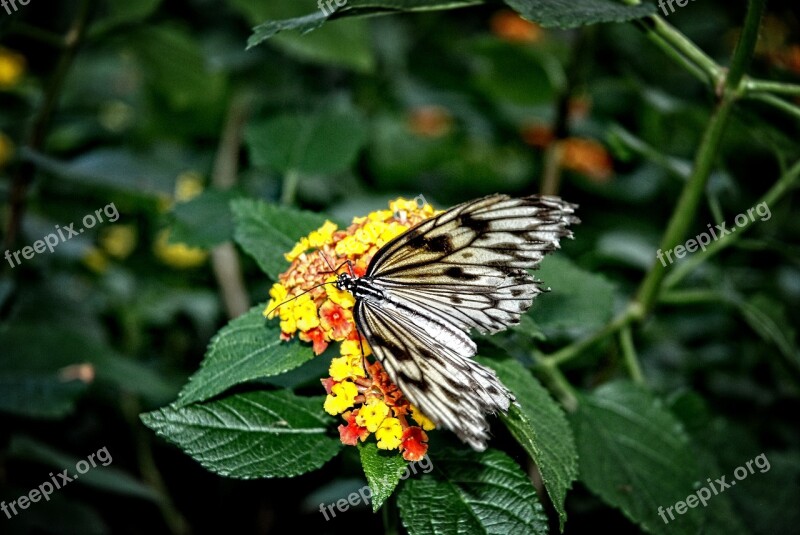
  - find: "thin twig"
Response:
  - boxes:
[4,0,92,250]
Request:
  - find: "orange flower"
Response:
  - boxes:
[319,300,353,341]
[561,137,614,182]
[401,427,429,462]
[490,10,543,44]
[521,123,555,148]
[339,410,370,446]
[407,106,454,138]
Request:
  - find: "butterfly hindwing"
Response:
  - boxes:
[353,298,513,450]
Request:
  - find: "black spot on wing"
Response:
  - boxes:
[444,266,480,280]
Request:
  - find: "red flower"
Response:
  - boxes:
[401,427,429,462]
[299,326,328,355]
[339,410,370,446]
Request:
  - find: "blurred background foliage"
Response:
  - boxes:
[0,0,799,533]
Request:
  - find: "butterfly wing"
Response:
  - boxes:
[353,298,513,450]
[368,194,579,335]
[358,194,579,449]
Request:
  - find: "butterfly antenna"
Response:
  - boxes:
[264,280,335,317]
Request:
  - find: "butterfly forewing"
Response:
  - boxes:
[351,194,579,450]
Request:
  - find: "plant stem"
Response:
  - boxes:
[619,326,644,385]
[636,16,723,89]
[211,92,252,318]
[536,360,579,412]
[663,158,800,289]
[280,169,302,206]
[634,97,734,313]
[745,92,800,121]
[743,78,800,96]
[544,304,641,367]
[4,0,92,250]
[725,0,766,93]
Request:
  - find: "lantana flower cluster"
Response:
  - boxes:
[264,198,440,461]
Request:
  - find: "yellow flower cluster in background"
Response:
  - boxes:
[0,48,25,89]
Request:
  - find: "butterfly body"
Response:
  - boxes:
[335,194,579,450]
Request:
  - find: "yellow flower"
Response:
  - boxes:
[264,283,289,319]
[410,405,436,431]
[334,235,370,257]
[325,276,356,309]
[329,355,365,381]
[153,229,208,269]
[340,339,371,358]
[375,417,403,450]
[0,48,25,89]
[0,132,14,167]
[356,399,390,432]
[389,198,421,214]
[285,237,310,262]
[292,294,320,332]
[175,171,204,202]
[308,220,338,249]
[82,247,109,274]
[379,221,408,245]
[100,225,137,259]
[324,381,359,415]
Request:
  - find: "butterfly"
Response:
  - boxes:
[334,194,579,450]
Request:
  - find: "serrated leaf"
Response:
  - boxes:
[142,390,341,478]
[532,255,617,338]
[0,374,88,419]
[480,357,577,531]
[570,381,703,534]
[231,198,329,279]
[246,0,482,49]
[358,442,409,512]
[169,189,241,248]
[245,103,367,175]
[398,448,548,535]
[503,0,656,29]
[177,304,314,406]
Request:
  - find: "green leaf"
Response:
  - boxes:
[358,442,409,512]
[141,390,342,478]
[503,0,656,29]
[398,448,548,535]
[0,374,88,419]
[8,435,160,502]
[177,304,315,407]
[735,294,797,360]
[570,381,703,534]
[246,0,482,49]
[231,198,329,280]
[532,255,617,338]
[92,0,162,34]
[480,357,577,531]
[131,26,225,110]
[169,189,241,248]
[245,102,367,175]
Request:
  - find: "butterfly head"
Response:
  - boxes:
[335,272,357,293]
